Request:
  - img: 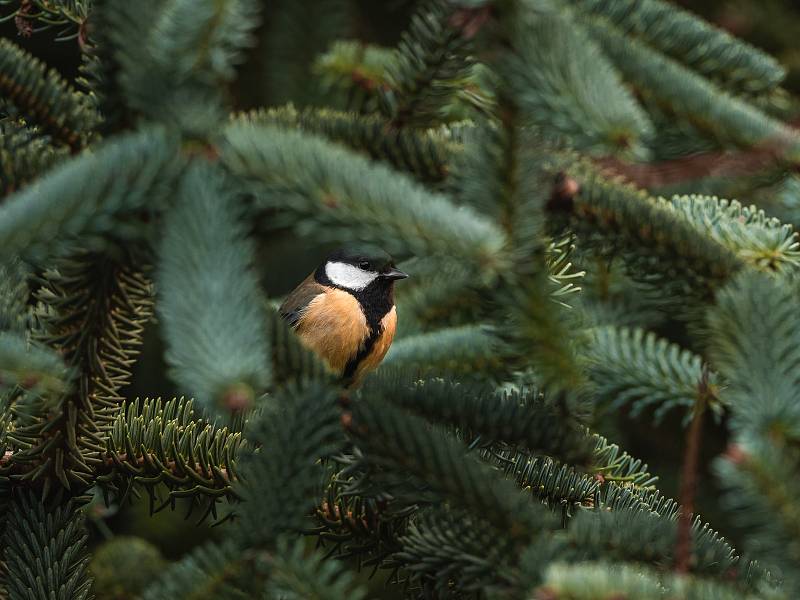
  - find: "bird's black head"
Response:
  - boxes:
[315,246,408,292]
[315,246,407,322]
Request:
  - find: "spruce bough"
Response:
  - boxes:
[0,0,799,598]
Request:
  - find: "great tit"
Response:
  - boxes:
[279,247,408,386]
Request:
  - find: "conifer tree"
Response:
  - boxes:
[0,0,799,598]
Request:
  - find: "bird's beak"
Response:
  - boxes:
[381,267,408,281]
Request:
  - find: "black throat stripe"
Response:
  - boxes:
[341,321,384,382]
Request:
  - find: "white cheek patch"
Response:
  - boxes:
[325,261,378,291]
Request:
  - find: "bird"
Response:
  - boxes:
[279,246,408,386]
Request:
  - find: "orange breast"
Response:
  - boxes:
[296,288,370,374]
[351,306,397,384]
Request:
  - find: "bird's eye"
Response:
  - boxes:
[358,261,370,270]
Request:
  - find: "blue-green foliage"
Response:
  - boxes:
[220,122,506,269]
[151,0,259,85]
[157,163,271,412]
[99,397,244,505]
[256,0,353,107]
[108,0,260,134]
[535,561,775,599]
[0,38,98,148]
[0,127,183,264]
[707,272,800,438]
[715,439,800,595]
[2,493,93,600]
[567,0,786,93]
[562,504,738,577]
[349,396,557,541]
[667,195,800,274]
[140,540,249,600]
[0,259,30,334]
[583,326,714,423]
[383,324,501,375]
[380,0,477,127]
[504,11,653,158]
[0,0,799,598]
[577,15,800,156]
[235,382,343,549]
[265,536,368,600]
[393,507,518,596]
[708,272,800,593]
[0,118,69,194]
[0,332,70,399]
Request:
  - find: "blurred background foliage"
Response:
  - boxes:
[2,0,798,596]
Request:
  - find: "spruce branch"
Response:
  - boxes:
[591,433,657,490]
[0,118,69,195]
[312,481,409,577]
[394,507,517,596]
[715,440,800,595]
[505,10,653,158]
[382,325,503,376]
[363,376,594,464]
[500,264,584,392]
[570,0,786,93]
[0,332,70,398]
[585,482,771,589]
[578,14,800,160]
[0,38,98,150]
[707,271,800,438]
[381,0,484,128]
[150,0,260,86]
[256,0,353,107]
[119,0,261,133]
[234,382,344,549]
[667,195,800,274]
[346,397,556,545]
[0,258,30,334]
[563,505,738,580]
[484,434,658,523]
[484,447,599,515]
[220,122,506,271]
[450,6,591,390]
[393,256,479,334]
[450,114,581,391]
[0,127,184,265]
[553,164,745,293]
[266,536,368,600]
[534,561,665,599]
[313,40,395,113]
[8,255,153,492]
[575,258,670,330]
[79,0,153,133]
[157,162,270,414]
[140,539,253,600]
[0,0,91,39]
[500,183,584,392]
[97,397,244,512]
[2,491,92,600]
[81,0,163,132]
[708,271,800,590]
[534,561,764,600]
[236,106,458,184]
[584,326,719,424]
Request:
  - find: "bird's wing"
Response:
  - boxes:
[279,275,326,328]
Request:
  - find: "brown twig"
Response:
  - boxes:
[594,135,799,190]
[14,1,33,37]
[675,365,711,573]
